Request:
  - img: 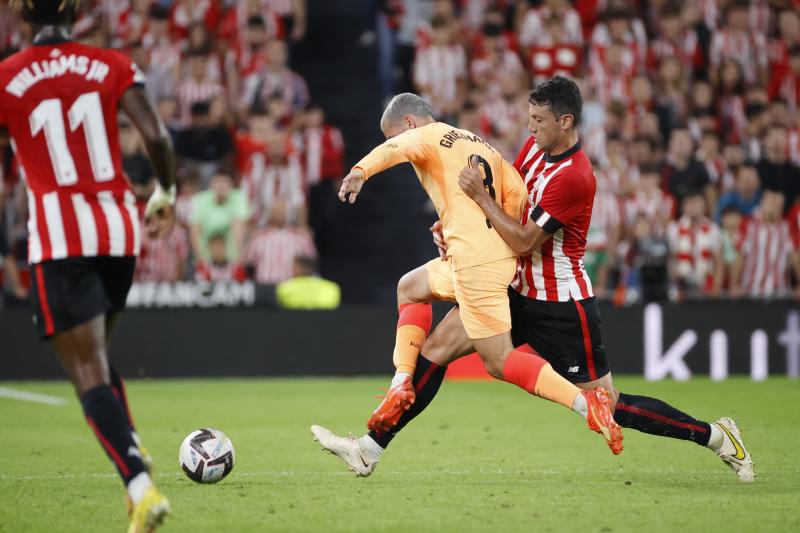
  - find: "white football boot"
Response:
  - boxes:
[714,417,754,482]
[311,425,378,477]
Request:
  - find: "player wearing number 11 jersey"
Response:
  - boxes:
[0,1,176,531]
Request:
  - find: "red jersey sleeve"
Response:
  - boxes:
[105,49,145,100]
[530,169,589,233]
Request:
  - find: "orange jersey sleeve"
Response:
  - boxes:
[354,122,524,270]
[352,129,432,179]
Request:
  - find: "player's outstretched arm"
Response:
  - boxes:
[341,131,430,204]
[458,165,549,256]
[121,86,177,238]
[121,86,175,191]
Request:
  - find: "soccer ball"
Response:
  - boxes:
[179,428,235,483]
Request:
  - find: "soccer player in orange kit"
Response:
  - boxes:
[311,93,622,471]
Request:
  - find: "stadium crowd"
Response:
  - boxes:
[0,0,344,302]
[374,0,800,301]
[1,0,800,305]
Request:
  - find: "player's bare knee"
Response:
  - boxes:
[477,352,504,379]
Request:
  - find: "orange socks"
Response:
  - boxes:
[392,303,433,373]
[502,345,580,409]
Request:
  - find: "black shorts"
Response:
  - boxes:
[30,256,136,339]
[509,287,609,383]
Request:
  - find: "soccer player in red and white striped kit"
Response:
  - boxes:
[313,76,754,483]
[0,1,174,530]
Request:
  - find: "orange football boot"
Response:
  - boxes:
[583,387,624,455]
[367,375,415,435]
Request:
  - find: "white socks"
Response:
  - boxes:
[357,435,384,462]
[572,392,588,418]
[390,371,412,388]
[127,472,153,504]
[706,424,723,451]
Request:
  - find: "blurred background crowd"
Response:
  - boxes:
[1,0,800,306]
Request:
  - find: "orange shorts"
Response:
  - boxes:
[425,256,516,339]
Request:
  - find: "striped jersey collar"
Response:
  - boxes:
[543,140,581,163]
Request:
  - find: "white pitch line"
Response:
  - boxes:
[0,386,67,406]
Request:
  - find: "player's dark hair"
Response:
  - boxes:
[294,255,317,273]
[736,161,758,175]
[247,15,266,29]
[431,16,449,29]
[682,188,705,200]
[190,100,211,118]
[149,4,169,20]
[720,204,742,217]
[19,0,79,25]
[529,75,582,127]
[482,22,503,37]
[638,162,661,176]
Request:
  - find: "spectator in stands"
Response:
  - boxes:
[626,214,670,302]
[716,163,762,221]
[709,0,768,86]
[662,127,715,213]
[174,101,234,184]
[302,106,345,255]
[176,45,225,126]
[625,164,675,236]
[585,186,621,298]
[195,233,247,282]
[266,0,307,43]
[518,0,583,51]
[647,2,702,79]
[242,127,304,227]
[470,21,524,93]
[667,190,721,297]
[135,221,190,283]
[242,39,309,115]
[757,125,800,211]
[0,215,27,304]
[718,205,745,295]
[413,15,467,121]
[733,190,800,298]
[696,130,727,188]
[276,256,341,310]
[190,173,249,264]
[245,200,316,284]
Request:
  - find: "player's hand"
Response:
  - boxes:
[11,284,28,300]
[458,158,487,201]
[145,205,176,239]
[338,168,365,204]
[430,220,448,260]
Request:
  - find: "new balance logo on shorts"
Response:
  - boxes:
[568,366,579,373]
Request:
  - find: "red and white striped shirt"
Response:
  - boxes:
[245,226,316,284]
[709,30,768,84]
[413,44,466,112]
[0,39,145,264]
[176,77,224,125]
[135,223,189,282]
[740,215,795,297]
[302,125,345,185]
[624,189,676,235]
[667,216,720,292]
[510,136,595,302]
[194,260,247,282]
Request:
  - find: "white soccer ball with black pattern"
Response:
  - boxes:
[179,428,235,483]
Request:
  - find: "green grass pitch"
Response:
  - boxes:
[1,377,798,532]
